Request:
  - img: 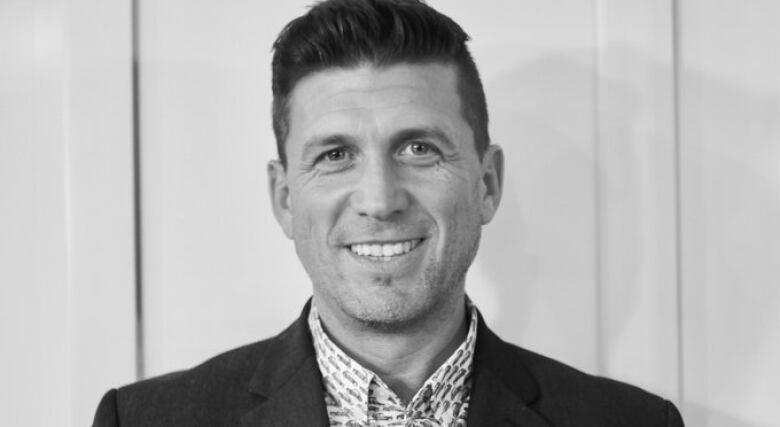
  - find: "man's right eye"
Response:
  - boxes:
[324,148,347,162]
[313,148,353,171]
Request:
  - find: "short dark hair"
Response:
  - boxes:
[271,0,489,167]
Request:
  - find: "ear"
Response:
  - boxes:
[267,160,293,239]
[478,144,504,225]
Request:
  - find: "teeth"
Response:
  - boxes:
[350,239,421,258]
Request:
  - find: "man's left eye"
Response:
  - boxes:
[400,142,435,156]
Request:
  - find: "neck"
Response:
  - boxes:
[315,295,467,403]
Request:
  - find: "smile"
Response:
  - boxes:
[348,239,423,260]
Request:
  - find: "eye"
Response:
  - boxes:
[400,141,436,157]
[313,147,354,172]
[398,141,441,166]
[324,148,348,162]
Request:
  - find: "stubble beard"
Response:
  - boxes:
[338,229,481,335]
[353,260,463,334]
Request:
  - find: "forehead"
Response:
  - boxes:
[285,63,466,145]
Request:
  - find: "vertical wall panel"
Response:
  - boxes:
[139,0,313,376]
[679,1,780,426]
[66,0,137,423]
[0,2,71,424]
[446,0,602,373]
[594,0,681,399]
[0,0,136,426]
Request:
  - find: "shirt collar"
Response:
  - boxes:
[308,299,479,425]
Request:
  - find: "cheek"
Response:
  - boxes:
[290,185,345,243]
[426,160,484,210]
[439,169,483,208]
[290,192,333,279]
[421,180,482,235]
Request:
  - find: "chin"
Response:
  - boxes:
[351,306,427,333]
[346,289,442,332]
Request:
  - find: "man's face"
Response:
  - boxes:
[269,62,502,330]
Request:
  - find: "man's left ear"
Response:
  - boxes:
[478,144,504,225]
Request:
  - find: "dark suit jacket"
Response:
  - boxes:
[93,303,684,426]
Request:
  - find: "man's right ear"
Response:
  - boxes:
[267,160,293,239]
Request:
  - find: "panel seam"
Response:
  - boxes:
[670,0,685,404]
[131,0,145,381]
[592,0,606,377]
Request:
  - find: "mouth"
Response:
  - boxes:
[347,238,424,261]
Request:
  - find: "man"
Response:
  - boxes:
[94,0,684,425]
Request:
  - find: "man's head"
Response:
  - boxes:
[271,0,490,167]
[268,0,503,333]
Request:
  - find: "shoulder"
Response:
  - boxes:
[92,306,318,427]
[95,337,275,427]
[504,342,682,425]
[123,338,269,398]
[511,343,657,401]
[473,320,683,426]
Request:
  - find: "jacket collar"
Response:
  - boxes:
[466,312,552,426]
[241,301,328,427]
[240,302,551,427]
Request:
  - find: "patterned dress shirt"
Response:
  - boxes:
[308,302,479,427]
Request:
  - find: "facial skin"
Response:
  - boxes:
[268,62,503,335]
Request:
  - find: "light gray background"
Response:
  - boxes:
[2,1,779,426]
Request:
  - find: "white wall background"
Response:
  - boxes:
[1,0,136,426]
[2,1,778,426]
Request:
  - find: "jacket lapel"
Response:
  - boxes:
[467,314,552,427]
[239,303,551,427]
[240,302,328,427]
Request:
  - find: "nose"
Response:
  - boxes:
[350,159,409,220]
